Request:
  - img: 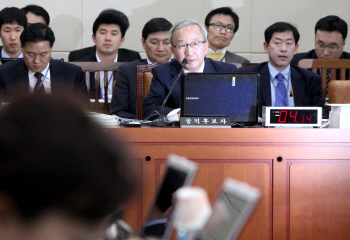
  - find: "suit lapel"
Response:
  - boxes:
[203,58,216,72]
[260,63,272,106]
[13,60,30,94]
[49,60,64,94]
[290,66,305,106]
[168,60,182,101]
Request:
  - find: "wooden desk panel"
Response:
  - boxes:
[110,127,350,240]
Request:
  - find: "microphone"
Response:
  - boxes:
[150,58,188,127]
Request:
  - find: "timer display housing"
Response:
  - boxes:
[262,107,322,127]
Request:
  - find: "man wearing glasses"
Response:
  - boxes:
[142,19,237,120]
[205,7,250,63]
[291,15,349,65]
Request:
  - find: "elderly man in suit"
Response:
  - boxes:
[204,7,249,64]
[0,23,87,103]
[110,17,173,119]
[142,19,237,120]
[240,22,326,118]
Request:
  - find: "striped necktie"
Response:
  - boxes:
[275,73,287,106]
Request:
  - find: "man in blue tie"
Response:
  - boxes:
[240,22,325,117]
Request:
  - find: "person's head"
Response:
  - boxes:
[264,22,299,72]
[141,18,173,63]
[92,9,129,60]
[314,15,348,59]
[0,7,27,58]
[20,23,55,72]
[204,7,239,51]
[170,19,208,72]
[0,94,136,240]
[21,4,50,25]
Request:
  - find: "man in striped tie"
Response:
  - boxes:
[240,22,326,118]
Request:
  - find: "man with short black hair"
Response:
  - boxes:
[21,4,50,25]
[291,15,349,65]
[79,9,130,98]
[0,94,137,240]
[110,17,173,118]
[0,7,27,59]
[240,22,325,117]
[205,7,249,63]
[0,23,87,103]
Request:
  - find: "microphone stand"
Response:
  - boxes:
[150,58,188,127]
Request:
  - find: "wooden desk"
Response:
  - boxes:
[109,127,350,240]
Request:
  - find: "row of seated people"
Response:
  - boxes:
[0,6,348,120]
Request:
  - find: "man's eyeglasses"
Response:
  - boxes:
[315,42,344,51]
[209,23,234,33]
[172,41,206,51]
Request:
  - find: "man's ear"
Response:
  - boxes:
[92,34,96,44]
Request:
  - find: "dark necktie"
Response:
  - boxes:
[34,72,45,94]
[325,69,331,103]
[275,73,287,106]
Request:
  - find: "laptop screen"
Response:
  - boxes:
[181,73,259,124]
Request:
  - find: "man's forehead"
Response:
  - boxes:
[1,22,23,29]
[98,24,120,31]
[271,31,295,40]
[211,14,235,25]
[23,41,52,50]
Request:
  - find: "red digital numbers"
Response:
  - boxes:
[289,111,298,123]
[275,109,314,124]
[278,110,287,123]
[306,115,312,123]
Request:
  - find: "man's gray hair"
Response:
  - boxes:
[169,19,208,46]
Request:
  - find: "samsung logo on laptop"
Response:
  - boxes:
[186,97,199,100]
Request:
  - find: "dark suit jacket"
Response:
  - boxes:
[225,50,250,63]
[0,58,88,102]
[142,58,237,120]
[291,49,350,65]
[110,59,148,119]
[239,62,326,117]
[68,45,141,62]
[78,53,128,98]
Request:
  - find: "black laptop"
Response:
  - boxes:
[181,73,259,125]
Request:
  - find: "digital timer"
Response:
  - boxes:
[262,107,322,127]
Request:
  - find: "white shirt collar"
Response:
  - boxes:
[267,62,290,80]
[207,47,227,53]
[28,62,51,79]
[95,52,118,62]
[1,48,23,58]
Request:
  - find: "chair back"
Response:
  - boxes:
[70,62,125,113]
[236,63,258,70]
[298,59,350,98]
[328,80,350,103]
[136,62,164,119]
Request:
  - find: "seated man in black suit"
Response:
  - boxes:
[0,7,27,60]
[110,17,173,119]
[68,9,141,63]
[291,15,349,65]
[205,7,249,63]
[240,22,326,118]
[0,94,137,240]
[78,9,131,99]
[21,4,50,25]
[0,23,88,103]
[142,19,237,120]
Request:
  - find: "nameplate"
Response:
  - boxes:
[180,117,231,128]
